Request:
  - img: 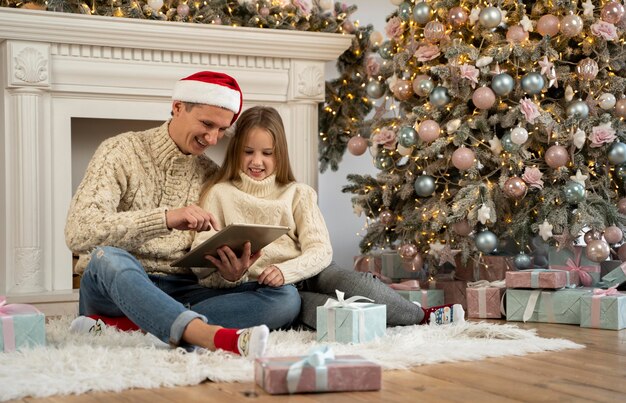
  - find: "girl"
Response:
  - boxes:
[192,106,464,327]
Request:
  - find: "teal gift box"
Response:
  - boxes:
[380,252,421,282]
[598,263,626,289]
[316,291,386,344]
[0,298,46,352]
[394,289,443,308]
[580,290,626,330]
[506,288,593,324]
[548,246,601,286]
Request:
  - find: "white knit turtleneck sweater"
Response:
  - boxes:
[65,121,219,275]
[192,172,333,288]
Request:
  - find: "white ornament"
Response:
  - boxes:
[469,7,481,25]
[477,204,492,225]
[353,203,364,217]
[565,85,575,102]
[429,241,445,256]
[319,0,334,13]
[390,0,403,5]
[446,119,461,133]
[520,15,534,32]
[538,219,554,241]
[598,93,617,110]
[582,0,594,17]
[489,136,503,154]
[573,128,586,149]
[510,127,529,145]
[369,145,378,157]
[570,169,588,186]
[147,0,163,10]
[397,144,413,156]
[476,56,493,68]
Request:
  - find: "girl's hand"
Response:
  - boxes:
[258,265,285,287]
[205,241,261,282]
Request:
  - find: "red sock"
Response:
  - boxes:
[213,328,241,355]
[88,315,140,332]
[420,304,454,324]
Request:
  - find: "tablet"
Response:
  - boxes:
[170,223,290,268]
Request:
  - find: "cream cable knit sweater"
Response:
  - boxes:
[65,121,218,275]
[192,172,333,288]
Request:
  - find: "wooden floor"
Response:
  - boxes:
[12,320,626,403]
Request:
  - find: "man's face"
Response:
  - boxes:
[169,101,234,155]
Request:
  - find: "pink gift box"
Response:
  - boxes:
[428,279,467,309]
[506,269,576,289]
[466,286,505,319]
[255,353,381,394]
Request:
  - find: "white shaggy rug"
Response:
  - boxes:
[0,317,583,401]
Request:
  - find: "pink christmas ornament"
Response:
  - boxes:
[603,225,623,244]
[379,210,395,226]
[399,243,418,260]
[537,14,560,37]
[503,177,528,199]
[584,229,602,244]
[448,6,468,28]
[424,21,446,42]
[411,253,424,271]
[506,25,528,43]
[176,3,189,17]
[451,147,475,170]
[369,31,384,47]
[544,145,569,168]
[560,14,584,37]
[392,79,413,101]
[472,87,496,110]
[585,239,611,262]
[418,120,440,143]
[615,99,626,118]
[576,58,599,80]
[347,136,368,156]
[602,1,625,24]
[452,220,472,236]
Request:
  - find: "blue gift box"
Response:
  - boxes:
[548,246,601,286]
[580,290,626,330]
[0,299,46,352]
[506,288,593,324]
[316,291,386,344]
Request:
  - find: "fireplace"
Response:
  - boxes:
[0,8,351,315]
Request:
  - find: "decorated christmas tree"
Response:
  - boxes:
[340,0,626,276]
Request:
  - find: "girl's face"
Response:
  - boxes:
[241,126,275,181]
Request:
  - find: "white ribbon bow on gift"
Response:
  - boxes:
[286,346,335,394]
[323,290,374,308]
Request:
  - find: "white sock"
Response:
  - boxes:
[236,325,270,358]
[69,316,106,334]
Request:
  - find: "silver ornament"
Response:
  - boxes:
[521,72,545,95]
[475,230,498,254]
[374,154,394,170]
[562,180,586,204]
[608,142,626,165]
[398,126,418,147]
[501,133,520,152]
[398,2,412,20]
[514,253,533,269]
[565,100,590,119]
[479,6,502,29]
[414,175,436,197]
[412,2,433,24]
[366,81,384,99]
[378,41,394,59]
[429,86,451,107]
[417,78,435,97]
[491,73,515,96]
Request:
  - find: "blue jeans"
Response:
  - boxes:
[79,246,301,346]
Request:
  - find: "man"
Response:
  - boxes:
[65,71,301,357]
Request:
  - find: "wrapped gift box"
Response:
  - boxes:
[255,349,381,394]
[316,292,386,343]
[466,281,506,319]
[380,252,422,282]
[548,246,601,286]
[598,263,626,289]
[580,289,626,330]
[353,254,382,276]
[394,288,444,308]
[505,269,577,289]
[506,288,593,324]
[456,255,515,282]
[428,279,467,309]
[600,260,623,279]
[0,298,46,352]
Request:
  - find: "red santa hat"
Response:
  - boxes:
[172,71,243,123]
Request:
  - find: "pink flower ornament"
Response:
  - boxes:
[372,127,398,150]
[385,16,404,40]
[590,21,618,41]
[459,64,479,88]
[588,123,617,148]
[414,44,441,62]
[522,167,544,189]
[365,56,381,77]
[519,98,541,124]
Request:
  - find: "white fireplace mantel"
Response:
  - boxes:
[0,8,352,314]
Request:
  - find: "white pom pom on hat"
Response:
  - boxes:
[172,71,243,123]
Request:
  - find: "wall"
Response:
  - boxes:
[319,1,395,269]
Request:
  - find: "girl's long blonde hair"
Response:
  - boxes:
[199,105,296,206]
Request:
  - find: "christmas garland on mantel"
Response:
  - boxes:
[1,0,369,173]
